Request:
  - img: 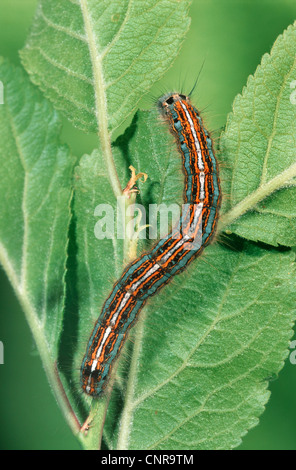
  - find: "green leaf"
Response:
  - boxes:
[0,58,80,433]
[3,1,295,450]
[20,0,191,134]
[112,243,295,450]
[62,109,184,437]
[0,58,74,355]
[219,21,296,246]
[65,109,296,450]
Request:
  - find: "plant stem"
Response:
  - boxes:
[80,0,122,200]
[219,161,296,230]
[116,317,145,450]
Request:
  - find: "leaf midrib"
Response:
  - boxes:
[80,0,122,198]
[219,160,296,230]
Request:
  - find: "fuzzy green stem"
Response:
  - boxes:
[80,0,122,200]
[219,161,296,231]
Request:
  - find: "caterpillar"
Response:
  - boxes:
[80,93,221,397]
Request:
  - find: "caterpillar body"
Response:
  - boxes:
[81,93,221,397]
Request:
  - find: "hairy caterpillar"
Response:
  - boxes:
[81,93,221,396]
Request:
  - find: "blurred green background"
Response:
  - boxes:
[0,0,296,450]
